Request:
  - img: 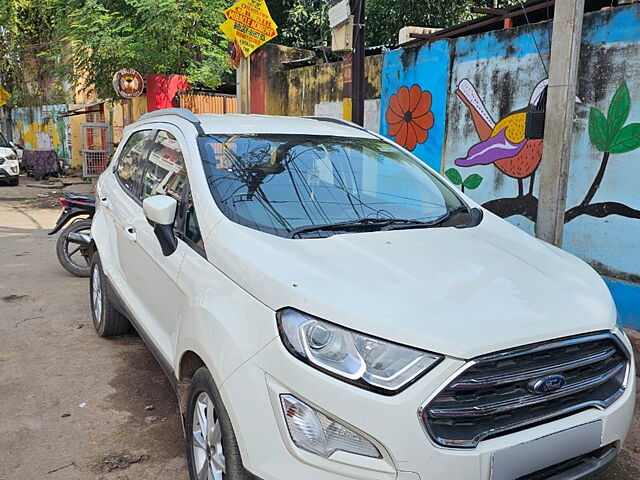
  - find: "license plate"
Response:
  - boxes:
[490,420,602,480]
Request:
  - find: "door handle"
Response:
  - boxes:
[124,226,137,242]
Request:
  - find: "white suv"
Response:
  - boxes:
[0,132,20,185]
[90,109,635,480]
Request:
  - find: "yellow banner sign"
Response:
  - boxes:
[220,0,278,57]
[0,87,10,107]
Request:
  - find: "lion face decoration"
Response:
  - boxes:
[112,69,144,98]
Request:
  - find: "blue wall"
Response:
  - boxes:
[379,5,640,327]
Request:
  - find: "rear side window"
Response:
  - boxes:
[116,130,151,195]
[140,130,187,203]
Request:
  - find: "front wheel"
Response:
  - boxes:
[90,252,130,336]
[56,218,92,277]
[186,368,249,480]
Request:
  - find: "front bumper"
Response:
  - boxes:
[220,333,636,480]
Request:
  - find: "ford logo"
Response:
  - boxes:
[529,374,567,394]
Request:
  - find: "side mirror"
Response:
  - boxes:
[143,195,178,256]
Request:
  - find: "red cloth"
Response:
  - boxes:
[146,75,189,111]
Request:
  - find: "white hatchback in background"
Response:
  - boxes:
[0,131,20,185]
[89,109,635,480]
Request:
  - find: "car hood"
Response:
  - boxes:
[206,212,616,359]
[0,146,15,157]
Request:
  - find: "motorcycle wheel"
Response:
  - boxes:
[56,218,92,277]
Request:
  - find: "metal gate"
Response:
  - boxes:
[81,118,112,177]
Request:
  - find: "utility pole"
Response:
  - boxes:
[350,0,365,126]
[237,56,251,114]
[536,0,584,246]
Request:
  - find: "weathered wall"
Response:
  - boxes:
[252,44,383,122]
[380,41,451,171]
[379,5,640,327]
[11,105,71,161]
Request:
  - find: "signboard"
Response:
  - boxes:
[112,69,144,98]
[329,0,350,29]
[219,0,278,57]
[0,87,10,107]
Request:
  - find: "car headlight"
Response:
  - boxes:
[277,308,443,394]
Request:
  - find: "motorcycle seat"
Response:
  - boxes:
[64,192,95,203]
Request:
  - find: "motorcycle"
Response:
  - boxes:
[49,192,96,277]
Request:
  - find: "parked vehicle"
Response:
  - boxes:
[50,192,95,276]
[89,109,635,480]
[0,131,20,185]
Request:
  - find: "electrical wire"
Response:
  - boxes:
[519,1,549,77]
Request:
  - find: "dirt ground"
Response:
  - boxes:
[0,175,638,480]
[0,177,189,479]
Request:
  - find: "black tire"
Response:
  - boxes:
[89,252,130,336]
[56,218,93,277]
[186,367,250,480]
[9,176,19,186]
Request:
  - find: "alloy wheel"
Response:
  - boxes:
[91,266,102,329]
[192,392,226,480]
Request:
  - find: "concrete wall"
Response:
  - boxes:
[251,44,383,123]
[379,5,640,327]
[11,105,71,161]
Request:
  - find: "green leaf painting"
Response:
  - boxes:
[445,168,483,192]
[609,123,640,154]
[462,173,483,190]
[588,82,640,154]
[607,82,630,136]
[588,107,609,151]
[445,168,462,185]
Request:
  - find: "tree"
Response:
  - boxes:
[0,0,69,107]
[366,0,523,45]
[55,0,231,99]
[268,0,524,49]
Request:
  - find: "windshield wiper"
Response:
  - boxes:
[289,218,428,238]
[383,206,483,231]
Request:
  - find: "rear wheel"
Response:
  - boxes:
[90,252,130,336]
[186,368,249,480]
[56,218,92,277]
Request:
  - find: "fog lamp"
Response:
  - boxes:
[280,394,380,458]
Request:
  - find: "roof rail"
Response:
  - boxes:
[304,116,371,134]
[138,108,205,135]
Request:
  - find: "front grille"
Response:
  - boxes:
[421,333,629,448]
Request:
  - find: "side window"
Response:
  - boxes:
[140,130,187,203]
[183,192,204,250]
[185,206,204,250]
[116,130,151,195]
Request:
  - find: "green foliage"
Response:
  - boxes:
[0,0,70,107]
[268,0,330,48]
[56,0,231,99]
[445,167,463,185]
[462,173,483,190]
[366,0,522,46]
[268,0,522,50]
[588,82,640,154]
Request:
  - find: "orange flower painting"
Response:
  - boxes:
[385,85,435,151]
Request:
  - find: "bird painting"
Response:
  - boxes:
[454,78,550,197]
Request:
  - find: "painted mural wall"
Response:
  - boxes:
[379,5,640,327]
[11,105,71,160]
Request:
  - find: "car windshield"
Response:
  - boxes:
[198,134,467,238]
